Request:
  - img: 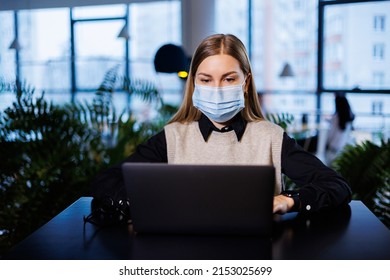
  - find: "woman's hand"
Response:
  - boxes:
[273,195,295,214]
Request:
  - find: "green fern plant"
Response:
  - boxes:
[265,112,294,130]
[331,139,390,228]
[372,172,390,228]
[0,83,106,255]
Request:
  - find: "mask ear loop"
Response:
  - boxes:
[243,73,251,97]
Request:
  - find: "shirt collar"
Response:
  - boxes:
[198,113,247,142]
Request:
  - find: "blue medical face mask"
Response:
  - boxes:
[192,82,246,123]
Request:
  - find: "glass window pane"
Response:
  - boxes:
[251,0,318,92]
[129,0,182,103]
[320,92,390,145]
[74,20,125,90]
[72,4,126,19]
[0,11,16,82]
[18,8,70,92]
[215,0,248,47]
[323,1,390,90]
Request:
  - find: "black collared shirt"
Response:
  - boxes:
[91,114,352,213]
[198,113,246,142]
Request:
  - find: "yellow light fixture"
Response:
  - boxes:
[178,71,188,79]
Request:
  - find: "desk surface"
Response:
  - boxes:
[5,197,390,260]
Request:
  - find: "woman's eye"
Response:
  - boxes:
[224,77,236,83]
[200,79,211,83]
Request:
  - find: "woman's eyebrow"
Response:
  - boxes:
[197,71,238,77]
[197,72,212,77]
[221,71,239,78]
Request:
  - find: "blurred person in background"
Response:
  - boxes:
[325,92,355,164]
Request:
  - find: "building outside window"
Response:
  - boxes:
[373,43,385,60]
[373,71,385,87]
[374,15,386,32]
[0,11,16,82]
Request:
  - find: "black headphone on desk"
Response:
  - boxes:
[84,196,131,227]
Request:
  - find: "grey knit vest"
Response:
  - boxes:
[164,120,284,194]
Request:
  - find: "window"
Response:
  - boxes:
[17,8,70,92]
[373,71,385,87]
[0,1,181,97]
[373,43,385,60]
[72,4,126,19]
[250,0,318,92]
[322,1,390,90]
[129,0,182,96]
[294,0,303,10]
[0,11,16,82]
[215,0,248,47]
[374,15,386,32]
[72,4,127,91]
[319,0,390,143]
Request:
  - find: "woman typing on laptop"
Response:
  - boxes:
[91,34,351,217]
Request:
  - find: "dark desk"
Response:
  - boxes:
[5,197,390,260]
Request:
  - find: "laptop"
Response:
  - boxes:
[121,163,275,236]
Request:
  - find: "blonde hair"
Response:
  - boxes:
[168,34,264,124]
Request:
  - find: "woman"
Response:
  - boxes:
[325,92,355,164]
[91,34,351,215]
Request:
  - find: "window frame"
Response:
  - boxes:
[317,0,390,95]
